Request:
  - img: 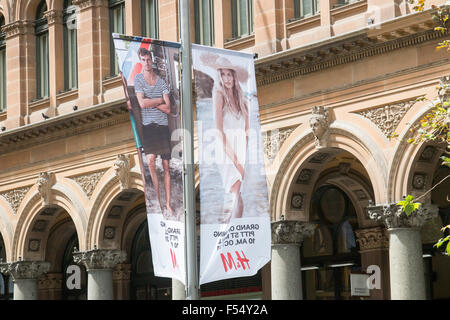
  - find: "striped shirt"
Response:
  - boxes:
[134,73,170,126]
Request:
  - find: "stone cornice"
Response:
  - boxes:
[255,20,441,87]
[0,100,129,155]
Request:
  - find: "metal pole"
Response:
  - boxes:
[179,0,199,300]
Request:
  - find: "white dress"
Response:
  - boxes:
[216,100,247,194]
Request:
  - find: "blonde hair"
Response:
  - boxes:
[214,68,248,119]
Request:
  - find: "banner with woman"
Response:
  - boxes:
[113,34,185,284]
[192,45,271,285]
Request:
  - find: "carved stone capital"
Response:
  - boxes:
[114,154,131,190]
[0,261,50,280]
[271,220,315,245]
[355,227,388,251]
[367,201,439,229]
[44,10,63,25]
[309,106,330,149]
[37,172,54,205]
[73,248,126,270]
[2,21,34,39]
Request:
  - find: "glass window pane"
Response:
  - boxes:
[142,0,158,38]
[302,0,312,16]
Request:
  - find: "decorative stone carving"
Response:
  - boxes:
[0,186,32,214]
[356,99,416,137]
[355,227,389,251]
[37,172,54,205]
[0,261,50,280]
[114,154,131,190]
[339,162,351,175]
[296,169,314,184]
[73,248,126,270]
[43,10,63,25]
[113,264,131,281]
[262,127,296,163]
[291,193,305,210]
[271,220,315,245]
[412,173,427,190]
[309,106,330,149]
[103,226,116,240]
[28,239,41,252]
[309,152,330,163]
[367,201,439,229]
[70,169,107,199]
[2,21,34,39]
[419,146,437,162]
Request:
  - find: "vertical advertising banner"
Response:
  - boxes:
[192,45,271,285]
[113,34,185,284]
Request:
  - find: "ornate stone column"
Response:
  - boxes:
[0,260,50,300]
[73,247,126,300]
[355,227,390,300]
[271,220,315,300]
[367,202,438,300]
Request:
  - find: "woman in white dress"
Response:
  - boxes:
[202,54,250,223]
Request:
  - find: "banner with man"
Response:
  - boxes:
[192,45,271,285]
[113,34,185,284]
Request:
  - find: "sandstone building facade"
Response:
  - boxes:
[0,0,449,300]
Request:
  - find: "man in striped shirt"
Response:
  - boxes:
[135,48,174,217]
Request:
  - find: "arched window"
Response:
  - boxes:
[301,185,360,300]
[109,0,125,76]
[194,0,214,46]
[141,0,158,38]
[63,0,78,90]
[35,1,49,99]
[0,15,6,111]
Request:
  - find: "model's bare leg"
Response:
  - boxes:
[147,154,163,212]
[220,180,243,223]
[230,180,243,219]
[162,159,174,216]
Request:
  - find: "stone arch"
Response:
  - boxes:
[270,121,388,222]
[0,2,9,25]
[121,203,147,263]
[16,0,47,21]
[13,181,88,261]
[388,98,447,203]
[0,204,13,262]
[87,167,144,251]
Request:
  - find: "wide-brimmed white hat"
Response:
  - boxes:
[200,52,249,83]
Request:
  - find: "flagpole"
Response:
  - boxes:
[179,0,199,300]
